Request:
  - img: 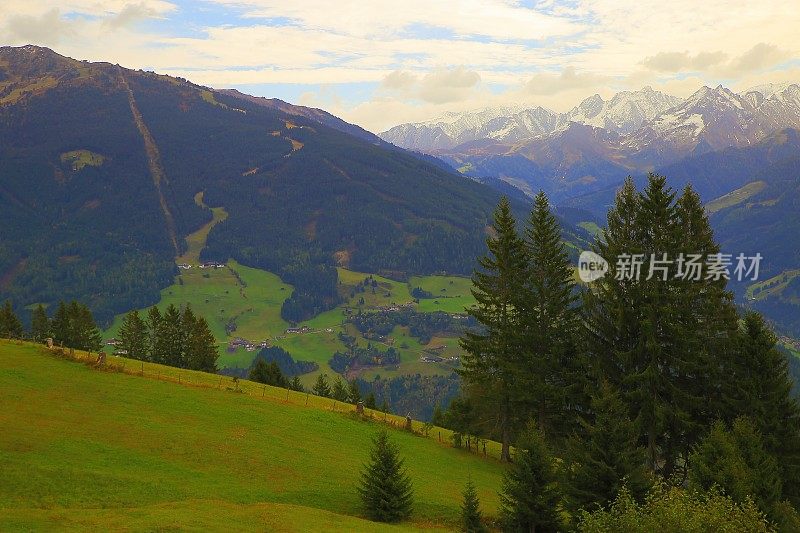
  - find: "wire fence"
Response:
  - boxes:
[4,337,505,462]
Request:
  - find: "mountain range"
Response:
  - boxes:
[0,45,591,325]
[381,84,800,201]
[382,83,800,338]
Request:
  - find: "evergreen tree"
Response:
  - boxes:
[313,373,331,397]
[161,304,183,367]
[460,478,487,533]
[179,305,197,368]
[564,381,650,513]
[364,391,377,409]
[731,312,800,507]
[50,301,71,347]
[290,375,303,392]
[460,197,527,461]
[118,310,148,360]
[249,359,287,387]
[381,399,390,414]
[689,417,782,520]
[0,300,23,339]
[431,403,444,426]
[500,425,562,532]
[584,176,739,478]
[30,304,50,342]
[349,379,362,404]
[146,306,165,364]
[69,301,101,351]
[185,316,218,372]
[358,430,414,522]
[331,376,348,401]
[518,191,582,441]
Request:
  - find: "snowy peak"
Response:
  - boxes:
[566,87,681,134]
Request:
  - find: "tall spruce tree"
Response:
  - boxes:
[146,306,165,364]
[358,430,414,522]
[518,191,582,441]
[186,316,218,372]
[584,175,739,478]
[732,312,800,507]
[0,300,23,339]
[30,304,50,342]
[50,301,71,347]
[460,197,527,462]
[564,381,650,514]
[460,478,487,533]
[161,304,184,367]
[69,301,101,352]
[499,425,562,532]
[118,310,148,360]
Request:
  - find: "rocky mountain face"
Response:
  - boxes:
[381,83,800,202]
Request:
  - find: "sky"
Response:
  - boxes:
[2,0,799,133]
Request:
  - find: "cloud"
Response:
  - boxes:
[381,70,416,91]
[641,51,728,72]
[103,3,163,29]
[723,43,790,75]
[524,67,610,96]
[418,67,481,104]
[378,67,481,104]
[641,43,790,78]
[3,8,73,46]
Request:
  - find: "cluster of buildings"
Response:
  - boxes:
[177,261,226,270]
[227,337,269,352]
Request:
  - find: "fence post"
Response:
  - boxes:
[305,393,309,406]
[262,385,266,398]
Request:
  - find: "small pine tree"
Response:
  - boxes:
[689,417,782,520]
[313,373,331,397]
[565,381,650,513]
[146,306,164,364]
[0,300,23,339]
[30,304,50,342]
[249,359,287,387]
[290,375,303,392]
[460,478,487,533]
[71,301,101,351]
[431,403,444,427]
[500,426,562,532]
[358,430,414,522]
[349,379,361,404]
[381,399,390,414]
[332,376,349,401]
[365,392,377,409]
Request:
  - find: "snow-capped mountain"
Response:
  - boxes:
[381,105,559,151]
[380,86,680,150]
[564,86,681,134]
[628,83,800,164]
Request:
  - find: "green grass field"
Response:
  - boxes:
[746,269,800,301]
[706,181,767,214]
[409,275,476,314]
[104,209,477,383]
[0,341,505,531]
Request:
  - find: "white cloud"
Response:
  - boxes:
[0,0,798,132]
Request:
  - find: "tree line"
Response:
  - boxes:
[0,300,103,352]
[117,304,218,372]
[445,174,800,530]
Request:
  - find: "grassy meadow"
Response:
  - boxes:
[0,341,505,531]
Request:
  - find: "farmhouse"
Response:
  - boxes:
[177,263,192,270]
[199,261,225,269]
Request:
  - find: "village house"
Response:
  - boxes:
[177,263,192,270]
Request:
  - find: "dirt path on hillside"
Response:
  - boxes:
[118,67,179,255]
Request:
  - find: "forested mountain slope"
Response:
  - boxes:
[0,46,589,324]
